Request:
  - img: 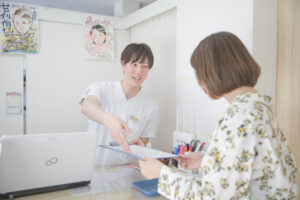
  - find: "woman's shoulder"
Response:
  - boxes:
[219,96,268,130]
[227,93,272,118]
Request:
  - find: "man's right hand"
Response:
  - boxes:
[81,96,132,152]
[103,113,132,152]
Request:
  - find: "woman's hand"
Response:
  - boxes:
[139,157,164,179]
[176,152,204,170]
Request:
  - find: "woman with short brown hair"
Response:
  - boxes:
[139,32,297,199]
[191,32,260,99]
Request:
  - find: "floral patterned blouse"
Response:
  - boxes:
[158,93,297,199]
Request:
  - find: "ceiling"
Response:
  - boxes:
[7,0,156,16]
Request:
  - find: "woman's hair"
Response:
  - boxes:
[190,31,261,99]
[121,43,154,69]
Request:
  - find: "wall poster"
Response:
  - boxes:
[0,1,38,53]
[84,16,114,60]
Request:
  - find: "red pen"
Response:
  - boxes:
[179,145,186,155]
[200,142,206,151]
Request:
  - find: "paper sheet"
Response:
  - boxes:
[99,145,178,159]
[6,92,22,115]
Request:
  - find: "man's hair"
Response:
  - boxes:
[121,43,154,69]
[190,31,261,99]
[13,8,32,22]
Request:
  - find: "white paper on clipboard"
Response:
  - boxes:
[99,144,178,159]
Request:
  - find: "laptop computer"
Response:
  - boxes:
[0,131,98,199]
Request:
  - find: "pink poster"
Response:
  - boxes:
[84,16,113,60]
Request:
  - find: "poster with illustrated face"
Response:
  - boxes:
[84,16,114,60]
[0,1,38,53]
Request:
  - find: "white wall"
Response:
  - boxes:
[176,0,277,138]
[253,0,278,101]
[130,9,177,151]
[0,55,24,135]
[114,0,140,17]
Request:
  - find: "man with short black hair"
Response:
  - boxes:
[81,43,158,166]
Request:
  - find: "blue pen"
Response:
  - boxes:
[173,146,177,154]
[175,145,181,155]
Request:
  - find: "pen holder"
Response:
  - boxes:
[172,131,195,153]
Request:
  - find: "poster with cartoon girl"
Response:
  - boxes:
[0,1,38,53]
[84,16,113,60]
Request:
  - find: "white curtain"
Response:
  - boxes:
[130,9,176,151]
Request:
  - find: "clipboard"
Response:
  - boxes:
[99,144,178,159]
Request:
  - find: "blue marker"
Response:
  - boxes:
[175,145,181,155]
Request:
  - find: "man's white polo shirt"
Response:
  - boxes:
[81,81,158,166]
